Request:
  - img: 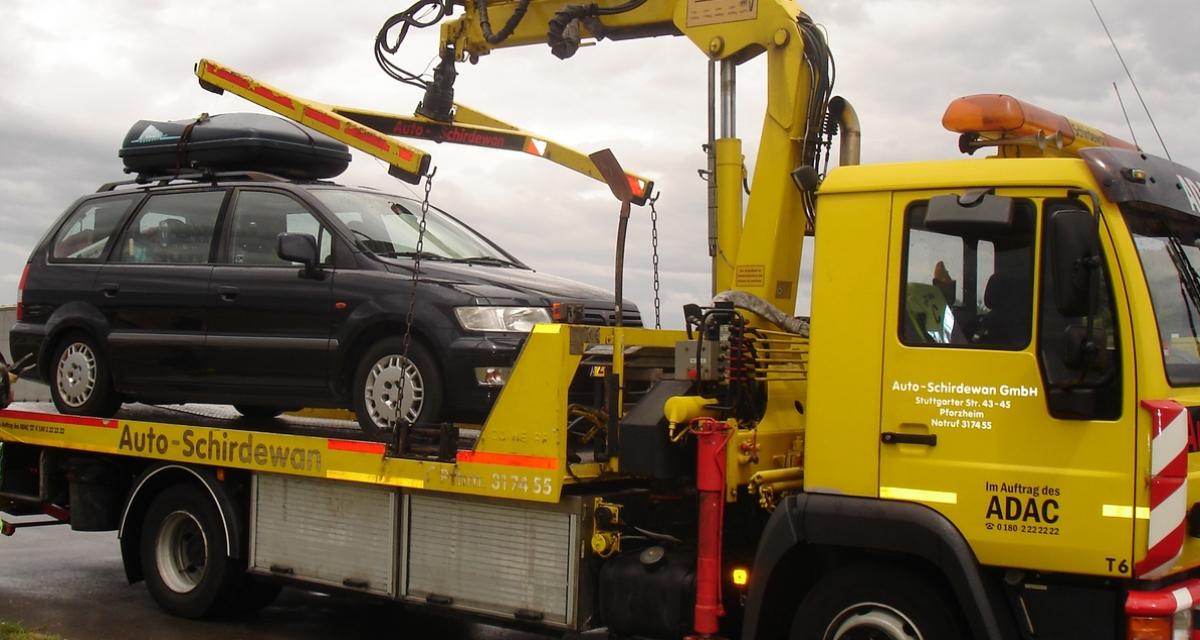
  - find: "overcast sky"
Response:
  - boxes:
[2,0,1197,328]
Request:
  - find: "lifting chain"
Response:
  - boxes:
[649,193,662,329]
[390,168,435,444]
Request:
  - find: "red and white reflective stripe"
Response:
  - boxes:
[1126,578,1200,616]
[0,408,117,429]
[326,438,385,455]
[455,450,559,470]
[1136,400,1189,579]
[524,138,547,156]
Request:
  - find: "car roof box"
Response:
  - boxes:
[119,113,351,180]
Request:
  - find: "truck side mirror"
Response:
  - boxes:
[277,232,322,278]
[1049,209,1098,317]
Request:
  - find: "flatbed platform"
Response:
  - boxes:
[0,403,562,503]
[8,402,365,438]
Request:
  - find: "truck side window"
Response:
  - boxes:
[1037,200,1121,420]
[900,200,1036,349]
[50,195,141,261]
[114,191,225,264]
[227,191,332,266]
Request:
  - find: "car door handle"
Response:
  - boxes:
[216,285,239,302]
[99,282,120,297]
[881,432,937,447]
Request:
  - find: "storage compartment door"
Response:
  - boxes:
[251,474,397,596]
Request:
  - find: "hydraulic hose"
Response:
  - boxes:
[713,290,809,336]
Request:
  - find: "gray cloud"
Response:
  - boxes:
[1,0,1196,331]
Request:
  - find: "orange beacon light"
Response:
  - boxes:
[943,94,1137,157]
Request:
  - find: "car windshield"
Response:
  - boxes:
[310,189,519,265]
[1125,203,1200,385]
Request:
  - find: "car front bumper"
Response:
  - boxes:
[440,332,528,424]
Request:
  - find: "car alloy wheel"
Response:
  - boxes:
[56,341,98,408]
[363,352,425,430]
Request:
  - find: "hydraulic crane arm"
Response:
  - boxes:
[195,58,653,199]
[396,0,836,307]
[438,1,679,60]
[333,101,653,202]
[196,59,431,184]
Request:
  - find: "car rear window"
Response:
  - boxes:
[50,194,142,261]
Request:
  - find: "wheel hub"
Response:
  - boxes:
[826,603,922,640]
[364,354,425,429]
[156,511,208,594]
[56,342,97,407]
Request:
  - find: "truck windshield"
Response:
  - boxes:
[311,188,518,265]
[1125,204,1200,385]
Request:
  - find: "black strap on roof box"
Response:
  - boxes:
[119,113,351,180]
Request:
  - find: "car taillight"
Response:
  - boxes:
[15,262,29,321]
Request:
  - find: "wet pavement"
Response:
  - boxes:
[0,517,547,640]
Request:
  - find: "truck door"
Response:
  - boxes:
[878,190,1136,578]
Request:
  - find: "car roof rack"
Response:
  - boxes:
[95,170,294,192]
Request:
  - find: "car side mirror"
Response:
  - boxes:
[278,233,322,278]
[1049,209,1098,317]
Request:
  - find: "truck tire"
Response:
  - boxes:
[791,563,964,640]
[140,484,241,619]
[353,338,442,437]
[50,332,121,417]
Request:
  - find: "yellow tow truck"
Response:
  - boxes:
[5,2,1200,639]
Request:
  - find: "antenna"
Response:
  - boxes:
[1111,82,1140,149]
[1089,0,1171,160]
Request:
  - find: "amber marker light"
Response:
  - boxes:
[732,567,749,587]
[1125,615,1174,640]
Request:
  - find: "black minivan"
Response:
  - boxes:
[11,116,635,436]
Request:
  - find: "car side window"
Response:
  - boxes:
[50,194,141,261]
[227,191,332,266]
[114,191,224,264]
[900,200,1036,349]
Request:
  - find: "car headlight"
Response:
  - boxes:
[455,306,552,332]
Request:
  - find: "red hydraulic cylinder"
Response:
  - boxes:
[689,418,732,639]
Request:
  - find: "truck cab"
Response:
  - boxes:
[804,146,1200,632]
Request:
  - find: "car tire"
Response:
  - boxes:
[353,338,442,438]
[234,405,284,420]
[49,332,121,417]
[140,484,241,619]
[791,563,964,640]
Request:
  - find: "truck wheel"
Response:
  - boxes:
[791,563,963,640]
[50,332,121,417]
[140,484,240,619]
[353,339,442,437]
